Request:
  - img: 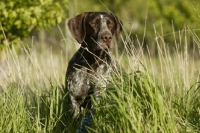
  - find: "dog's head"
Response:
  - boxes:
[68,12,123,51]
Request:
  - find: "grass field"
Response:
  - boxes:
[0,27,200,133]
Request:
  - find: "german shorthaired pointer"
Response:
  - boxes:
[65,12,122,132]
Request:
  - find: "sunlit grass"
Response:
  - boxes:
[0,26,200,133]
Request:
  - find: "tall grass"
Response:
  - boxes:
[0,26,200,133]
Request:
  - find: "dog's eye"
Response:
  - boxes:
[107,23,113,28]
[91,22,97,27]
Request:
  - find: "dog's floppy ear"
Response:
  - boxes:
[68,12,89,44]
[110,12,123,42]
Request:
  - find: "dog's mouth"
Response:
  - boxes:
[99,42,112,50]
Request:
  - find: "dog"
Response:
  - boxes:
[65,12,122,127]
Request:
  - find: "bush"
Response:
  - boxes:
[0,0,68,47]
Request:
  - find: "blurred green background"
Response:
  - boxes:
[0,0,200,56]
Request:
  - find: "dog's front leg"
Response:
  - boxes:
[69,94,81,119]
[77,106,95,133]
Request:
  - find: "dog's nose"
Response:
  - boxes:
[101,33,112,43]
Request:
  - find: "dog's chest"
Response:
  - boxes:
[94,64,112,87]
[83,63,112,87]
[67,62,113,95]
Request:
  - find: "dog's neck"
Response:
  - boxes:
[78,46,111,67]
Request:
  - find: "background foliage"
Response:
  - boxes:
[1,0,199,55]
[0,0,68,48]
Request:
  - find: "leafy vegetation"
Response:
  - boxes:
[0,0,68,46]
